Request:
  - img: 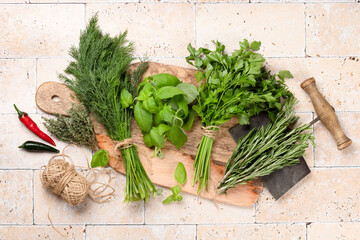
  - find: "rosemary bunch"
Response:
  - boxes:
[60,15,156,202]
[217,97,314,194]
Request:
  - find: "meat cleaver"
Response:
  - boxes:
[227,112,311,200]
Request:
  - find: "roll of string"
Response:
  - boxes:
[40,144,116,237]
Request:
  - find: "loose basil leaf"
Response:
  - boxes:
[162,195,175,204]
[143,133,154,148]
[174,195,183,201]
[154,113,162,125]
[175,162,187,185]
[176,83,199,104]
[91,149,109,168]
[167,125,187,149]
[182,109,195,131]
[152,73,181,89]
[134,102,153,133]
[156,86,185,99]
[120,89,133,108]
[171,185,181,195]
[150,127,165,148]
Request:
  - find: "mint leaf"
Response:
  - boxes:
[167,125,187,149]
[176,83,199,104]
[120,89,133,108]
[134,102,153,133]
[91,149,109,168]
[278,70,293,81]
[175,162,187,185]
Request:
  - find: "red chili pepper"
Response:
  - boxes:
[14,104,56,146]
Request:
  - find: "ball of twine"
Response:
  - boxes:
[41,157,89,206]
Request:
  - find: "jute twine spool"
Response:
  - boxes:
[201,126,220,139]
[40,144,116,237]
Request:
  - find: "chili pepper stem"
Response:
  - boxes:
[13,104,24,116]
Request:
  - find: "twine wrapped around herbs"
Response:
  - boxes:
[201,126,220,139]
[40,144,116,237]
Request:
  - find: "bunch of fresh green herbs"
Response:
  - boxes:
[186,40,293,193]
[134,73,198,158]
[217,97,314,194]
[60,15,156,203]
[42,104,97,150]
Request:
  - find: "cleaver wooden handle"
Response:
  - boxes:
[301,77,352,150]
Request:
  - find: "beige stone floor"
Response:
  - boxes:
[1,0,360,239]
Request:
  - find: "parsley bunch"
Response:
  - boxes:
[186,40,293,192]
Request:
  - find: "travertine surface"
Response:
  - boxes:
[0,1,359,240]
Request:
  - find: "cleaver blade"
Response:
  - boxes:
[228,112,311,200]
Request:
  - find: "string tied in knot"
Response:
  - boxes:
[114,138,134,152]
[201,126,220,139]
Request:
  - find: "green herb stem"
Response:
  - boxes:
[193,135,214,193]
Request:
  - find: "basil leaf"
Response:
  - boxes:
[170,95,188,118]
[175,162,187,185]
[150,127,165,148]
[159,105,173,124]
[91,149,109,168]
[143,133,154,148]
[156,86,185,99]
[171,185,181,195]
[134,102,153,133]
[162,195,175,204]
[176,83,199,104]
[152,73,181,89]
[167,125,187,149]
[158,124,171,135]
[143,97,160,114]
[120,89,133,108]
[137,82,153,101]
[174,195,183,201]
[182,109,195,131]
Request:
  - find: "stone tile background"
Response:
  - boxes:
[0,1,359,239]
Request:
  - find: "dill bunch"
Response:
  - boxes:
[217,97,314,194]
[60,15,156,202]
[42,104,97,150]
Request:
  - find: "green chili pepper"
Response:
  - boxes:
[18,141,59,153]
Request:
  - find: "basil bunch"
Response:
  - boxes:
[134,73,199,158]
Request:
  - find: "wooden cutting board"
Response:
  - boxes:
[35,62,263,207]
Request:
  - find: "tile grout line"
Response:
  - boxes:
[194,2,197,49]
[304,3,307,57]
[32,169,35,225]
[195,224,198,240]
